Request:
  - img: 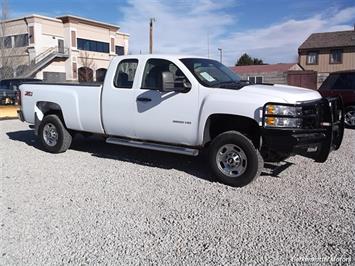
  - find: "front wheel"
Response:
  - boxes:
[208,131,263,187]
[39,114,72,153]
[344,106,355,129]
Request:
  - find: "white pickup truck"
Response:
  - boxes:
[18,55,344,187]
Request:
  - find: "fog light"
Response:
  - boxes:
[265,117,275,126]
[265,117,302,128]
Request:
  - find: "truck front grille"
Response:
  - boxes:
[300,98,342,129]
[301,103,320,129]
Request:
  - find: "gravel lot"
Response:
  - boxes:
[0,119,354,265]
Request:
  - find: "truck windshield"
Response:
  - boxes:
[181,58,242,88]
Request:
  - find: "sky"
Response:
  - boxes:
[4,0,355,65]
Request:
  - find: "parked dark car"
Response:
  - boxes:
[0,78,42,105]
[319,71,355,128]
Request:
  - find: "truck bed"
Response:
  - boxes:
[20,83,105,134]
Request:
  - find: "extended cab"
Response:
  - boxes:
[18,55,344,187]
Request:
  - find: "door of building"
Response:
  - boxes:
[58,39,64,53]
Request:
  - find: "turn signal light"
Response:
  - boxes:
[265,117,275,126]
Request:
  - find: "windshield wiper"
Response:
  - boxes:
[215,80,250,89]
[214,81,238,87]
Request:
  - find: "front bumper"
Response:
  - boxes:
[261,97,344,162]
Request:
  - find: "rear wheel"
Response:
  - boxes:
[208,131,263,187]
[344,106,355,129]
[39,114,72,153]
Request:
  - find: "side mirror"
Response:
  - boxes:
[182,79,192,90]
[161,71,175,92]
[161,71,191,92]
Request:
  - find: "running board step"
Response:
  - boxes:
[106,137,199,156]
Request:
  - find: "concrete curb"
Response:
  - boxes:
[0,117,18,121]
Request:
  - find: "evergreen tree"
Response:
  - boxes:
[235,53,264,66]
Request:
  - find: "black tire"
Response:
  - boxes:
[344,106,355,129]
[208,131,263,187]
[39,114,72,153]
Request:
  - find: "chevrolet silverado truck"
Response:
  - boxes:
[18,55,344,187]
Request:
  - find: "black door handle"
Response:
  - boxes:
[136,97,152,102]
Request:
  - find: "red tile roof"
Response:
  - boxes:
[231,63,298,74]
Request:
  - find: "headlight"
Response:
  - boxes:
[265,104,302,116]
[264,104,302,128]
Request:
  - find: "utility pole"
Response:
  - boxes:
[149,18,156,54]
[207,32,210,58]
[218,48,222,63]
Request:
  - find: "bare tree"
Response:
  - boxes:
[0,0,12,79]
[78,51,96,82]
[0,0,28,79]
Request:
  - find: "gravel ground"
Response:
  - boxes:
[0,119,354,265]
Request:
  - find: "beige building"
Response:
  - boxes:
[231,63,320,90]
[231,63,303,84]
[298,29,355,88]
[0,14,129,82]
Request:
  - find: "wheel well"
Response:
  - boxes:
[203,114,261,148]
[36,101,65,125]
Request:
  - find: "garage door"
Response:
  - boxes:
[287,71,317,90]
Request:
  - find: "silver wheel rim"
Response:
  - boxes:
[216,144,248,178]
[43,123,58,147]
[345,110,355,127]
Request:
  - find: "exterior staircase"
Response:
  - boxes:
[17,46,69,78]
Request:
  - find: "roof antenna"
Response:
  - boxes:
[207,31,210,58]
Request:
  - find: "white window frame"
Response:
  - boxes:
[307,51,318,65]
[248,76,263,84]
[330,49,342,64]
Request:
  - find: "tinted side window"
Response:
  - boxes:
[141,59,189,90]
[319,74,339,91]
[335,73,355,90]
[0,80,10,90]
[320,73,355,91]
[114,59,138,89]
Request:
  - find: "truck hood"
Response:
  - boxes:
[240,84,322,103]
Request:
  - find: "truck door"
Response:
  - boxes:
[101,58,139,138]
[134,58,199,146]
